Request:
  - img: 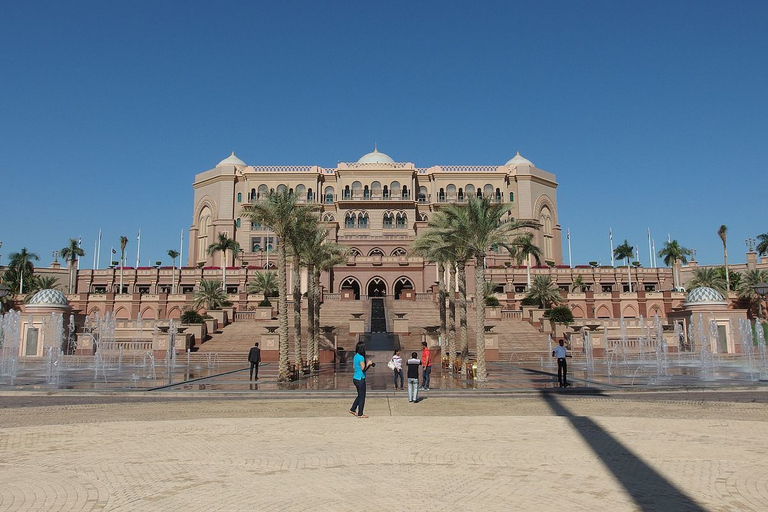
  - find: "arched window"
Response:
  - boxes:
[509,192,514,202]
[419,213,428,221]
[391,248,407,256]
[402,185,408,199]
[383,212,394,228]
[369,248,384,256]
[484,184,494,197]
[396,212,407,228]
[258,184,268,199]
[465,184,475,196]
[371,181,382,198]
[296,184,306,199]
[418,186,427,203]
[277,184,287,194]
[439,188,445,201]
[251,220,262,230]
[236,218,241,228]
[364,185,370,199]
[237,192,242,203]
[197,206,212,261]
[324,186,335,204]
[477,188,482,198]
[352,181,362,198]
[539,205,553,260]
[344,185,350,199]
[383,185,389,199]
[390,182,400,198]
[349,248,362,257]
[358,212,369,228]
[345,212,355,229]
[307,188,314,202]
[322,213,335,222]
[458,188,464,202]
[495,188,501,202]
[446,184,456,200]
[250,188,256,201]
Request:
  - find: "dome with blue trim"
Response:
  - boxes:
[357,146,395,164]
[685,287,726,304]
[27,289,69,307]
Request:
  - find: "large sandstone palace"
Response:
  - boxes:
[190,148,562,298]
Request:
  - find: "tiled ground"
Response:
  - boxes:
[1,392,768,511]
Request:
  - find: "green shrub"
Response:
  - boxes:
[180,310,204,324]
[520,296,539,306]
[258,297,272,307]
[546,305,574,324]
[485,296,500,307]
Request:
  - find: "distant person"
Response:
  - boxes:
[420,341,432,390]
[407,352,421,402]
[552,339,572,388]
[391,349,404,390]
[248,342,261,381]
[349,340,374,418]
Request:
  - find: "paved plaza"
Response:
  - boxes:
[1,390,768,511]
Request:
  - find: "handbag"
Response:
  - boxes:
[387,359,396,370]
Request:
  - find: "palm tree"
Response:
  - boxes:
[286,208,321,369]
[412,230,453,366]
[306,234,346,365]
[247,271,278,299]
[571,275,585,293]
[433,195,538,381]
[509,232,542,290]
[737,269,768,319]
[756,233,768,257]
[718,225,730,292]
[657,240,693,291]
[526,275,562,309]
[207,233,240,292]
[613,240,634,292]
[167,249,180,294]
[241,189,315,381]
[192,279,230,311]
[24,275,60,302]
[686,268,728,297]
[119,236,128,293]
[7,248,39,294]
[715,266,740,292]
[60,238,85,294]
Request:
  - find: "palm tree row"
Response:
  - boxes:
[412,195,538,381]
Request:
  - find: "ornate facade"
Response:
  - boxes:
[189,148,562,297]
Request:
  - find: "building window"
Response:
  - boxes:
[345,213,355,229]
[236,218,241,228]
[396,212,407,228]
[237,192,242,203]
[182,286,194,294]
[602,285,613,292]
[509,192,514,202]
[358,212,369,228]
[324,186,334,204]
[383,213,394,228]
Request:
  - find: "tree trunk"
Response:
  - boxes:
[222,250,226,291]
[307,264,316,364]
[457,260,468,358]
[277,243,289,381]
[437,261,446,364]
[475,257,487,381]
[526,255,531,289]
[448,264,457,368]
[671,258,679,290]
[313,270,322,362]
[723,247,730,292]
[292,258,302,368]
[626,261,632,293]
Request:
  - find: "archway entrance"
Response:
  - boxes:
[340,277,361,300]
[393,277,414,300]
[367,277,387,298]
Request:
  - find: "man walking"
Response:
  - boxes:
[552,339,572,388]
[420,341,432,390]
[248,342,261,381]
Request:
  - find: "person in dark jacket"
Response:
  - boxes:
[406,352,421,402]
[248,342,261,381]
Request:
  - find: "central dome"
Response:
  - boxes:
[27,289,69,307]
[685,287,726,304]
[357,146,394,164]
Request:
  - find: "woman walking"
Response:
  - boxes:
[391,349,404,390]
[350,340,374,418]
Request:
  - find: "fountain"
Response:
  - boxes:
[0,310,21,384]
[755,320,767,379]
[637,315,646,364]
[546,334,554,369]
[583,328,595,375]
[653,314,669,378]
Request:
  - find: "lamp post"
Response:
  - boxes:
[753,282,768,319]
[0,283,9,313]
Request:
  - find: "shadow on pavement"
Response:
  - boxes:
[540,391,706,511]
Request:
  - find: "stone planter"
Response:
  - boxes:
[208,309,227,325]
[485,306,501,320]
[181,323,207,346]
[204,318,218,334]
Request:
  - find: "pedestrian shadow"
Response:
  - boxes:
[540,392,706,511]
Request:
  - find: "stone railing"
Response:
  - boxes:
[247,165,317,172]
[98,341,154,352]
[501,310,523,319]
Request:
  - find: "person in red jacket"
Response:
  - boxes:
[420,341,432,390]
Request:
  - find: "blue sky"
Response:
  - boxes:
[1,1,766,269]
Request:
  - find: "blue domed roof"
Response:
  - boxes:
[685,287,725,304]
[357,146,395,164]
[27,289,69,307]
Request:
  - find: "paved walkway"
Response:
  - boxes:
[1,391,768,511]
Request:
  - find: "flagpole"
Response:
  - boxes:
[567,228,572,268]
[609,228,615,267]
[647,229,653,268]
[77,236,82,270]
[652,239,657,269]
[93,239,97,269]
[96,229,102,270]
[136,229,141,268]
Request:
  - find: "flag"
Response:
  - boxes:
[609,228,613,241]
[567,228,570,240]
[112,248,117,254]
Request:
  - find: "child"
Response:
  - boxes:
[406,352,421,402]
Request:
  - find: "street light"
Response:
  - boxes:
[754,282,768,319]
